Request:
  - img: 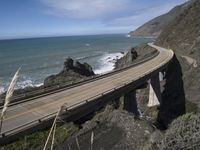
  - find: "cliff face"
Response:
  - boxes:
[129,1,190,37]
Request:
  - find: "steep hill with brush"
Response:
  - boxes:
[129,1,190,37]
[156,0,200,57]
[156,0,200,108]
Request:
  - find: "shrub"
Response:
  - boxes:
[158,113,200,150]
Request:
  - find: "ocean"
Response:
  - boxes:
[0,34,154,93]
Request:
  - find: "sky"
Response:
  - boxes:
[0,0,187,39]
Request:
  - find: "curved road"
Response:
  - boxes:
[0,43,174,138]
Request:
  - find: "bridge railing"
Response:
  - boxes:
[0,80,127,137]
[0,50,159,108]
[0,50,169,138]
[0,45,175,138]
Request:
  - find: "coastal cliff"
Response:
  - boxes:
[129,1,191,37]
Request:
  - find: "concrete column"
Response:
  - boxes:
[148,73,162,107]
[124,91,140,117]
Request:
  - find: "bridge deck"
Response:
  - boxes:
[0,44,174,137]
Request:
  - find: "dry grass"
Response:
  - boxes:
[0,68,20,133]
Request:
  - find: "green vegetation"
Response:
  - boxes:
[0,123,77,150]
[157,113,200,150]
[186,99,200,113]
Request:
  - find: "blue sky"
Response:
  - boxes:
[0,0,186,39]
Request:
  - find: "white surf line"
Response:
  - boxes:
[182,55,198,68]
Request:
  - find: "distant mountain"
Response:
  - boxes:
[129,2,190,37]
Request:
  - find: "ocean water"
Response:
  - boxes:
[0,34,154,93]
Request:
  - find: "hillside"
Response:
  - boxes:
[156,0,200,57]
[129,1,190,37]
[156,0,200,108]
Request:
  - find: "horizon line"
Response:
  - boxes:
[0,33,128,41]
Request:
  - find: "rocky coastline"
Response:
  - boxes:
[0,57,95,105]
[1,0,200,149]
[0,42,161,150]
[1,38,190,150]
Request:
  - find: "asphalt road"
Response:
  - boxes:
[0,43,174,136]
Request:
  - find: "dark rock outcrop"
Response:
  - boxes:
[44,57,95,87]
[115,47,138,69]
[63,57,74,70]
[156,55,186,129]
[61,57,94,77]
[115,44,157,69]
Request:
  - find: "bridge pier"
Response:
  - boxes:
[148,73,162,107]
[124,90,140,117]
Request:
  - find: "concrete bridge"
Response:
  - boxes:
[0,43,174,144]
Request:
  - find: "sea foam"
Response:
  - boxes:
[94,52,124,74]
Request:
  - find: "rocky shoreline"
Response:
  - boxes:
[1,41,198,149]
[1,1,200,149]
[0,45,154,106]
[0,57,95,105]
[0,43,161,150]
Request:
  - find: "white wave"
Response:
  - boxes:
[75,52,103,61]
[15,76,43,89]
[0,87,5,94]
[94,52,124,75]
[1,79,43,92]
[85,43,90,47]
[16,79,34,89]
[35,83,43,87]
